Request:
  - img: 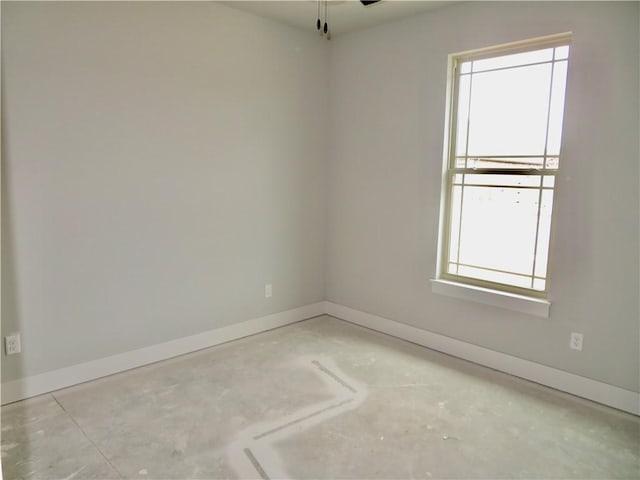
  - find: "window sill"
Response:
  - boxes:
[430,279,550,318]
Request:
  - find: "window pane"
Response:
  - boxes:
[543,176,555,188]
[533,278,546,291]
[457,265,532,289]
[555,45,569,60]
[466,157,545,169]
[458,185,539,276]
[472,48,553,73]
[455,74,471,157]
[546,157,559,169]
[546,60,568,156]
[448,185,463,263]
[533,189,554,278]
[467,64,552,156]
[442,37,570,294]
[463,174,542,188]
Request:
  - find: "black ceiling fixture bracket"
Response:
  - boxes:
[316,0,382,39]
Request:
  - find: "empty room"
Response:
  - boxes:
[1,1,639,478]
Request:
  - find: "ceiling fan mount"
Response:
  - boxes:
[317,0,383,39]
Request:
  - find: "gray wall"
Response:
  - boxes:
[3,1,638,395]
[2,2,328,381]
[326,1,639,392]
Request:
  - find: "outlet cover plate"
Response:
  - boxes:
[5,333,21,355]
[570,332,583,351]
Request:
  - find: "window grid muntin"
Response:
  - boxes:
[530,45,559,286]
[456,56,566,168]
[442,38,570,297]
[445,169,558,293]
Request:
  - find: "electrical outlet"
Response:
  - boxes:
[265,283,272,298]
[5,333,21,355]
[570,332,583,351]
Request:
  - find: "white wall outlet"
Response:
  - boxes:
[570,332,583,351]
[265,283,272,298]
[5,333,21,355]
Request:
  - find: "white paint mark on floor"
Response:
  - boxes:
[62,465,87,480]
[138,468,148,475]
[226,356,367,479]
[1,442,19,458]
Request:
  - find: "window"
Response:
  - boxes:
[436,33,571,300]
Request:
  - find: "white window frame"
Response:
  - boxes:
[433,33,572,317]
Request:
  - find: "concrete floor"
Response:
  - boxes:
[2,315,639,479]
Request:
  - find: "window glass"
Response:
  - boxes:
[440,34,571,296]
[471,48,554,73]
[465,64,552,157]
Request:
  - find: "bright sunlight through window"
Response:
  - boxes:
[438,33,571,297]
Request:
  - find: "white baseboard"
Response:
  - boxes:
[324,301,640,416]
[1,302,326,405]
[3,300,638,416]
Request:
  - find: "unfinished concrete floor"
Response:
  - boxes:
[2,315,639,479]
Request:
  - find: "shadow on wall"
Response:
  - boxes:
[1,82,32,477]
[2,83,25,386]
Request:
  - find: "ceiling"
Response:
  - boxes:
[221,1,454,37]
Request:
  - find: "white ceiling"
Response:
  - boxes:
[221,0,454,37]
